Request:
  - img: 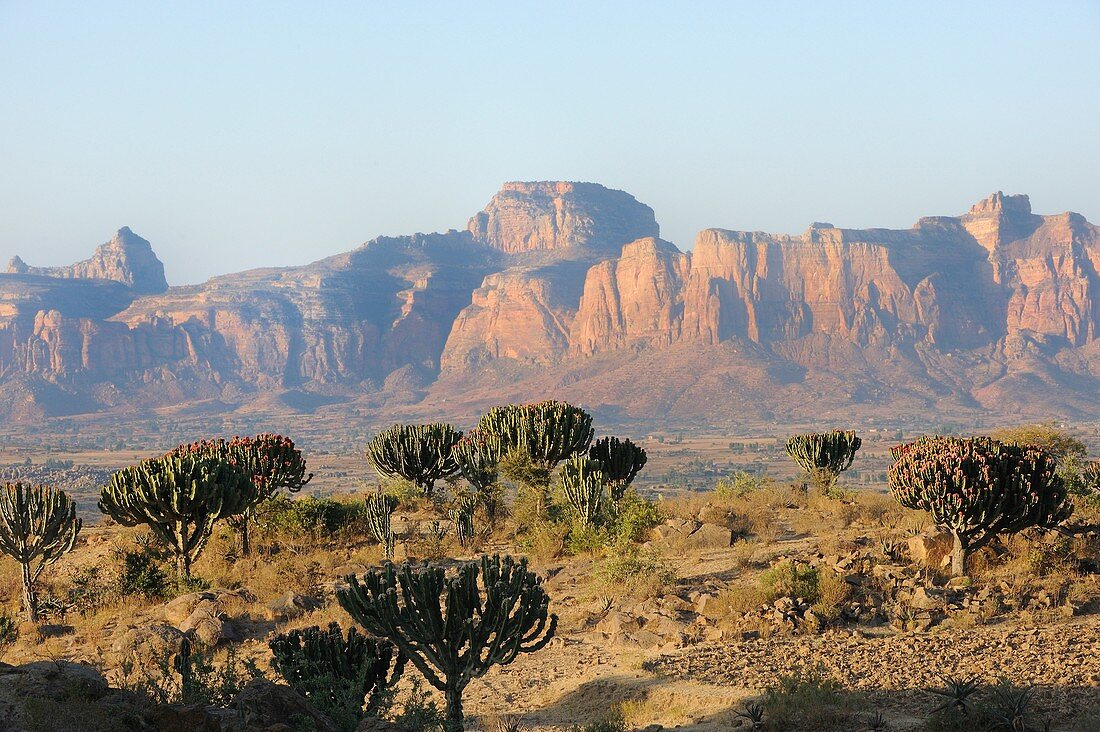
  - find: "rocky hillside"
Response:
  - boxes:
[0,182,1098,426]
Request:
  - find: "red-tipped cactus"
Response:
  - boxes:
[888,436,1072,576]
[170,434,312,555]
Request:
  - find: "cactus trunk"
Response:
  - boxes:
[20,561,35,622]
[951,530,967,577]
[239,509,251,557]
[445,685,464,732]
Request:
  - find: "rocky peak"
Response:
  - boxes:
[961,192,1039,253]
[467,181,659,257]
[966,191,1032,219]
[6,227,169,294]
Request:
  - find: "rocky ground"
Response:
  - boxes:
[1,488,1099,731]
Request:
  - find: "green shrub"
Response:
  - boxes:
[715,471,771,499]
[596,543,676,598]
[117,545,171,601]
[122,638,262,706]
[611,489,664,543]
[390,676,446,732]
[759,559,820,604]
[563,521,608,556]
[0,612,17,651]
[257,495,369,539]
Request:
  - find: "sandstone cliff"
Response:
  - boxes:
[0,184,1097,426]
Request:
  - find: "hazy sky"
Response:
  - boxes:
[2,2,1098,286]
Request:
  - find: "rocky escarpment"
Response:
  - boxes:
[7,227,168,294]
[0,184,1098,424]
[563,192,1099,359]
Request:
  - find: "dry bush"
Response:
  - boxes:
[849,491,905,528]
[704,583,768,622]
[815,536,859,558]
[761,668,860,731]
[521,521,569,562]
[810,569,851,624]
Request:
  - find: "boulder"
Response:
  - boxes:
[907,528,954,567]
[179,607,241,646]
[234,678,339,732]
[266,592,323,621]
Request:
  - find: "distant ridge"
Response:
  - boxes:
[0,183,1097,426]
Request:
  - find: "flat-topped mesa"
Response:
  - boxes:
[6,227,169,294]
[467,181,659,256]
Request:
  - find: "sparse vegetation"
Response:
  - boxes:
[0,414,1096,731]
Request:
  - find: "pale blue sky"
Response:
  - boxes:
[1,2,1098,285]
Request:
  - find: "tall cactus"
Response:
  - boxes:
[364,492,398,559]
[172,434,313,555]
[889,436,1072,576]
[452,430,502,522]
[269,622,404,728]
[785,430,862,491]
[99,453,254,578]
[588,436,647,501]
[365,423,463,497]
[337,555,557,732]
[560,456,607,526]
[476,401,594,469]
[448,494,477,547]
[0,483,82,621]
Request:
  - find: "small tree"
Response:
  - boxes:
[99,453,254,578]
[269,622,404,729]
[0,483,81,621]
[337,555,557,732]
[888,436,1072,576]
[364,493,398,559]
[173,434,313,555]
[785,430,861,492]
[588,436,647,501]
[365,424,463,497]
[989,423,1087,461]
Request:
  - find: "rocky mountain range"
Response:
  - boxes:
[1,181,1098,427]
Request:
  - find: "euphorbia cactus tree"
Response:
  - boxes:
[452,430,502,522]
[172,434,312,555]
[785,430,862,491]
[337,555,556,732]
[0,483,81,621]
[476,400,594,469]
[560,455,607,525]
[588,436,647,501]
[888,436,1072,576]
[100,453,254,578]
[365,423,463,496]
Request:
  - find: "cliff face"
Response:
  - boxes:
[7,227,168,294]
[0,184,1098,424]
